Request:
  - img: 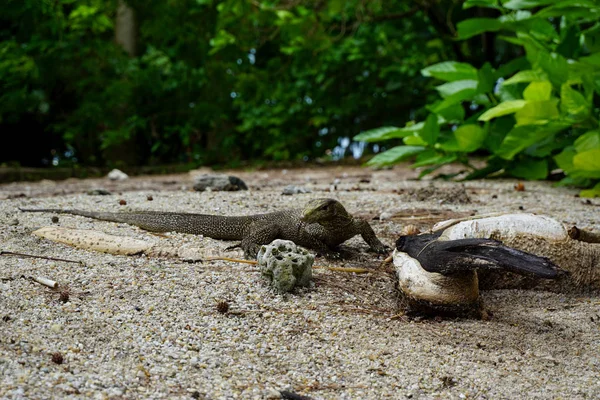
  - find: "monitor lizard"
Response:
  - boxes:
[20,198,389,259]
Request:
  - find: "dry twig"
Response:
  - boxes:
[0,250,83,265]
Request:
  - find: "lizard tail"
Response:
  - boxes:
[20,208,125,221]
[19,208,249,240]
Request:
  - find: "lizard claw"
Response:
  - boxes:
[321,251,342,260]
[371,244,391,255]
[242,243,263,260]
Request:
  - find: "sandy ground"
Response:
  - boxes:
[0,165,599,399]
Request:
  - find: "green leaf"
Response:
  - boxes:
[567,62,597,88]
[499,35,528,46]
[421,61,478,82]
[554,147,576,172]
[502,0,557,10]
[209,29,236,54]
[463,0,501,10]
[366,146,425,166]
[557,23,581,59]
[431,88,478,112]
[412,151,458,168]
[497,10,532,23]
[526,133,573,158]
[496,57,530,79]
[496,122,570,160]
[456,18,503,40]
[354,126,413,142]
[497,83,524,102]
[477,63,495,93]
[560,84,590,121]
[574,130,600,153]
[581,22,600,53]
[484,117,513,151]
[538,53,569,87]
[478,100,526,121]
[403,135,429,146]
[435,80,478,98]
[580,182,600,198]
[327,0,344,14]
[580,53,600,66]
[454,124,486,152]
[503,70,547,85]
[419,114,439,145]
[508,158,548,180]
[503,18,559,43]
[436,135,461,152]
[432,102,465,122]
[275,10,294,20]
[536,2,600,20]
[522,81,552,101]
[573,149,600,173]
[514,100,559,125]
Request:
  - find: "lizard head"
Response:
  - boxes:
[301,198,351,225]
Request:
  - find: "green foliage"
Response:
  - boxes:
[1,1,441,167]
[357,0,600,196]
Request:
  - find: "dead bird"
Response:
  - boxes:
[394,232,563,318]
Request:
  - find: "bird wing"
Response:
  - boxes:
[424,238,562,278]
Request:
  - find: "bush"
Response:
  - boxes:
[356,0,600,197]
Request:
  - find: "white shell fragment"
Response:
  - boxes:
[393,249,479,305]
[437,213,568,242]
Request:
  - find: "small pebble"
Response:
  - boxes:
[87,189,112,195]
[51,352,64,365]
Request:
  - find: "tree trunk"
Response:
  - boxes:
[115,0,136,57]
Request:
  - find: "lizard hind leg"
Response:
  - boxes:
[240,224,281,259]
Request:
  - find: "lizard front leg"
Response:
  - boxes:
[300,235,342,259]
[354,219,389,254]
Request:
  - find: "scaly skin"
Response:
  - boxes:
[20,198,388,259]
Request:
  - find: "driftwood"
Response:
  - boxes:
[32,226,203,261]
